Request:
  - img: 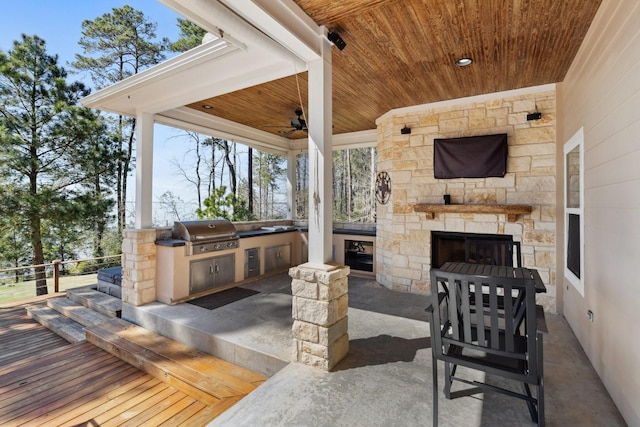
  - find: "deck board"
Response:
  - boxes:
[0,299,265,426]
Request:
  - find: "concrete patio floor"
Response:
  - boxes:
[123,273,626,427]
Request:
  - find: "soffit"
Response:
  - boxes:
[187,0,602,139]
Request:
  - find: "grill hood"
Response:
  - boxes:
[172,219,237,242]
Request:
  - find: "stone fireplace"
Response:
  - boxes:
[374,85,557,311]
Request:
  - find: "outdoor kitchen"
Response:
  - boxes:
[151,219,376,305]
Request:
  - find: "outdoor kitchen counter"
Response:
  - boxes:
[155,239,186,247]
[236,227,300,238]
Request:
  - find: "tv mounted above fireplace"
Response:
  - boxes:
[434,133,508,179]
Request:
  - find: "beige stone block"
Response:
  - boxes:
[464,192,498,204]
[507,191,556,205]
[468,107,486,119]
[141,287,156,304]
[318,277,348,301]
[510,142,555,157]
[439,110,465,120]
[133,279,154,291]
[318,317,348,346]
[293,320,319,343]
[299,350,329,370]
[134,242,156,255]
[291,279,318,299]
[516,176,556,192]
[535,250,556,268]
[393,160,419,171]
[392,267,422,280]
[317,266,349,284]
[505,222,524,236]
[465,221,499,234]
[514,126,555,144]
[294,298,340,327]
[397,146,430,161]
[513,99,536,113]
[523,230,556,246]
[470,117,496,129]
[540,206,556,221]
[392,254,409,268]
[439,117,469,132]
[408,134,424,146]
[507,156,532,172]
[487,106,508,117]
[337,294,349,319]
[419,115,439,126]
[296,267,318,282]
[302,340,328,359]
[444,217,465,231]
[391,282,411,293]
[130,268,155,283]
[393,170,413,184]
[485,174,516,188]
[410,280,430,295]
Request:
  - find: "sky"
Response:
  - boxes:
[0,0,215,224]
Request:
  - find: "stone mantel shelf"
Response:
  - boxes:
[413,204,533,222]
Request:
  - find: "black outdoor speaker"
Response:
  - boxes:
[328,32,346,51]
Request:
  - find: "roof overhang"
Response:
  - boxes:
[80,0,377,152]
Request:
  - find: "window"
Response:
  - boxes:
[564,128,584,295]
[295,147,377,222]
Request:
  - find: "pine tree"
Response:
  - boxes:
[0,35,108,294]
[72,6,168,236]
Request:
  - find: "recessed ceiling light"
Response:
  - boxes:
[202,105,213,109]
[455,57,473,67]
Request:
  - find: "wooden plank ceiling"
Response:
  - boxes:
[186,0,602,139]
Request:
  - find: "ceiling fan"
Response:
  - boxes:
[264,109,308,137]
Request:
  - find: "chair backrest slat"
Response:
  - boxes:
[465,239,523,268]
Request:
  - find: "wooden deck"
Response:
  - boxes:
[0,300,265,426]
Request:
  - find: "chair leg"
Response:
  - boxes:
[443,362,450,399]
[432,354,439,427]
[538,334,545,427]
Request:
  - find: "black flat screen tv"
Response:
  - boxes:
[434,133,508,179]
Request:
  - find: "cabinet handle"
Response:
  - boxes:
[215,264,220,274]
[209,265,213,275]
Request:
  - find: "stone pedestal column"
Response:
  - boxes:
[121,229,157,306]
[289,263,350,371]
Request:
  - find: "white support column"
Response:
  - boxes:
[307,36,333,265]
[135,112,154,229]
[287,150,296,220]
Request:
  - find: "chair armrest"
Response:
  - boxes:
[536,304,548,334]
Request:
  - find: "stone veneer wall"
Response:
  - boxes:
[376,86,557,311]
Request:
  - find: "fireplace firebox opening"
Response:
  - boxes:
[431,231,514,268]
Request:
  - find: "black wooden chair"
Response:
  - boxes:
[426,267,547,426]
[465,239,522,267]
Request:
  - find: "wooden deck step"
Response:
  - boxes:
[86,318,267,407]
[47,296,112,327]
[66,286,122,318]
[25,304,86,343]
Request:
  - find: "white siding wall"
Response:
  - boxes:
[558,1,640,425]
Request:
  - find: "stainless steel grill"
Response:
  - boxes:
[172,219,239,256]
